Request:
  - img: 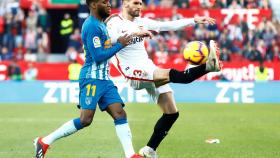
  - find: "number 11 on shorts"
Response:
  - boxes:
[86,84,96,96]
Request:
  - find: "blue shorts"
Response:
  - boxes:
[79,78,124,111]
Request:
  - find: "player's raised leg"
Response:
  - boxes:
[34,109,94,158]
[140,91,179,158]
[153,40,222,86]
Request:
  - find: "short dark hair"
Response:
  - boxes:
[86,0,98,6]
[86,0,90,6]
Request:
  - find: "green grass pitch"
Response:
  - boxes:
[0,103,280,158]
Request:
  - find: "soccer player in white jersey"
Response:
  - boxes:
[106,0,222,157]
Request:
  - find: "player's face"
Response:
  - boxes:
[96,0,111,19]
[126,0,142,17]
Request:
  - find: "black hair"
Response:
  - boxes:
[86,0,98,6]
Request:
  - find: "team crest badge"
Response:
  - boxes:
[85,97,92,105]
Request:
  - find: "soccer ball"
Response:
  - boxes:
[183,41,209,65]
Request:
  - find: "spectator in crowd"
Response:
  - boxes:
[248,45,262,61]
[160,0,174,8]
[0,15,4,45]
[66,46,79,62]
[216,0,228,8]
[68,28,82,52]
[60,13,74,53]
[228,0,242,9]
[37,7,51,32]
[218,30,232,49]
[0,46,13,61]
[259,0,270,9]
[78,0,89,30]
[7,59,22,80]
[242,43,252,59]
[68,59,82,81]
[14,10,24,48]
[36,26,49,53]
[26,10,38,31]
[24,29,37,53]
[13,43,26,61]
[153,42,168,64]
[24,49,37,62]
[176,0,188,8]
[255,60,269,81]
[220,47,231,61]
[24,62,38,81]
[37,45,48,62]
[3,13,15,52]
[166,31,181,53]
[272,47,280,62]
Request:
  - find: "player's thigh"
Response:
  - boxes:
[98,80,125,119]
[157,86,177,114]
[153,68,170,84]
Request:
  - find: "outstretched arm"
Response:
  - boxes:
[146,16,216,32]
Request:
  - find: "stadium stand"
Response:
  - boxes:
[0,0,279,80]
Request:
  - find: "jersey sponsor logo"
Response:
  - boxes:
[104,39,112,48]
[93,36,101,48]
[130,36,144,44]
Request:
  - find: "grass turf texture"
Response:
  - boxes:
[0,103,279,158]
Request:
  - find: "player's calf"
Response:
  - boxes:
[169,64,208,84]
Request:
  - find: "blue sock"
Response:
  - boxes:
[114,117,127,125]
[73,118,84,130]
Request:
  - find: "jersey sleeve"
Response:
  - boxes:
[86,26,123,63]
[144,18,195,32]
[106,17,124,44]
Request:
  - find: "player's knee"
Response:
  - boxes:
[113,108,127,119]
[80,117,93,127]
[162,112,179,124]
[170,112,179,122]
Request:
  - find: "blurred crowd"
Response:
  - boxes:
[110,0,271,9]
[0,0,279,66]
[149,11,280,65]
[0,0,51,62]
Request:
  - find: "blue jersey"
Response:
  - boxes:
[80,16,123,80]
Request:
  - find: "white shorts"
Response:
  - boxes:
[112,56,173,102]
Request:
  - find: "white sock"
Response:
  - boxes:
[115,123,135,158]
[42,120,78,145]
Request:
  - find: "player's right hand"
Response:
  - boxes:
[117,34,133,46]
[134,30,153,39]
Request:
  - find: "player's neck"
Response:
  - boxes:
[91,11,103,22]
[121,12,135,21]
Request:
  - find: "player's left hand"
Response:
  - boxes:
[194,16,216,25]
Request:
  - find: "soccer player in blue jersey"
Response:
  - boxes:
[34,0,143,158]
